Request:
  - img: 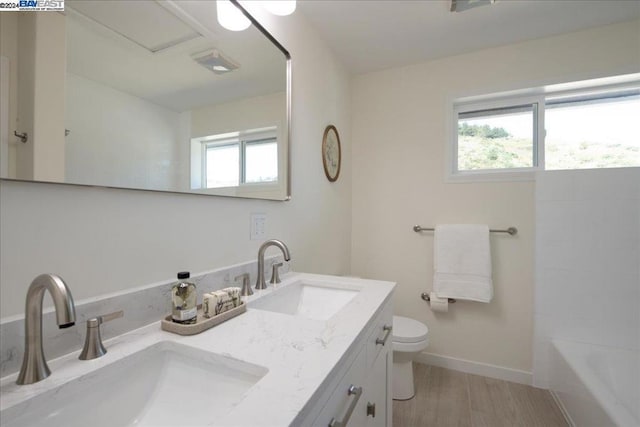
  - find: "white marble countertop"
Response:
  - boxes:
[0,273,394,426]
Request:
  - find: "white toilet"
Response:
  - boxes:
[392,315,429,400]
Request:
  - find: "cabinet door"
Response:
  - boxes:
[365,347,390,427]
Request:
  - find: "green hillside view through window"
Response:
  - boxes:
[457,96,639,171]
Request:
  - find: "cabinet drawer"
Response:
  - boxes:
[311,346,367,427]
[366,300,393,369]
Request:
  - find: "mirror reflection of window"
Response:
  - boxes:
[198,127,278,189]
[245,139,278,184]
[205,143,240,188]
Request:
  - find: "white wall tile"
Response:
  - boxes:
[534,168,640,384]
[535,171,576,202]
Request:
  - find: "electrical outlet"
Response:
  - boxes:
[250,213,267,240]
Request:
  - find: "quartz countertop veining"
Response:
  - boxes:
[0,272,395,426]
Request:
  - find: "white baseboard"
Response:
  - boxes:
[415,351,533,385]
[550,390,576,427]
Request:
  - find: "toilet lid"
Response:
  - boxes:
[392,316,429,343]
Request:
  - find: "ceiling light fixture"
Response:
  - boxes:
[216,0,296,32]
[262,1,296,16]
[450,0,497,13]
[216,0,250,31]
[192,49,240,75]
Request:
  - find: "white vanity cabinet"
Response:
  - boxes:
[304,298,393,427]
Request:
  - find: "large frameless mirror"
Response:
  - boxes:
[0,0,291,200]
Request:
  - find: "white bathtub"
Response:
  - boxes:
[550,340,639,427]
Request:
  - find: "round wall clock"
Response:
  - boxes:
[322,125,341,182]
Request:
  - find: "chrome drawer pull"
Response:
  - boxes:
[375,324,392,346]
[328,384,363,427]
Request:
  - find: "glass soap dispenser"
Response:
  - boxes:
[171,271,197,324]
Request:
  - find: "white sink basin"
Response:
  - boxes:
[1,341,267,427]
[250,282,359,320]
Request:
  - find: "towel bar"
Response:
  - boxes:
[421,292,456,304]
[413,225,517,235]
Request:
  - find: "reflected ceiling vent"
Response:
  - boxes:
[67,0,204,53]
[450,0,497,12]
[191,49,240,75]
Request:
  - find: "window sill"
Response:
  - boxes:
[446,169,537,183]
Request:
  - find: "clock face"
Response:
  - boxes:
[322,126,341,181]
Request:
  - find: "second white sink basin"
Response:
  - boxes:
[250,282,359,320]
[1,341,267,427]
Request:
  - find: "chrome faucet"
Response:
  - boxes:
[17,274,76,385]
[255,239,291,290]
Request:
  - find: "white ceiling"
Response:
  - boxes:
[298,0,640,74]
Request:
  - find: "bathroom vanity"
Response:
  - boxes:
[0,273,394,426]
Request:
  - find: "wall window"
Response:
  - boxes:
[194,127,278,189]
[451,79,640,180]
[457,102,539,171]
[545,91,639,170]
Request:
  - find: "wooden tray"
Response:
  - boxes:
[161,302,246,336]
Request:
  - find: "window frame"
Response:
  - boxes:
[450,95,544,179]
[448,77,640,182]
[450,95,544,182]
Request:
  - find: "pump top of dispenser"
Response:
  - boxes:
[177,272,190,280]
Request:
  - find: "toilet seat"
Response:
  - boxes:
[392,316,428,344]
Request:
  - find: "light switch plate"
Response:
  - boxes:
[250,213,267,240]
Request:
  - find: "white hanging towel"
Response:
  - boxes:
[433,224,493,303]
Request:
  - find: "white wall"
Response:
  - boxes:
[1,56,9,178]
[0,10,352,317]
[65,73,185,191]
[1,13,67,181]
[191,92,285,138]
[351,20,640,377]
[14,12,67,182]
[533,168,640,388]
[0,13,18,178]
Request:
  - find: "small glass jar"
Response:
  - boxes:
[171,271,197,324]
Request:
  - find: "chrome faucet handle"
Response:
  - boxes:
[79,310,123,360]
[235,273,253,296]
[270,262,283,285]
